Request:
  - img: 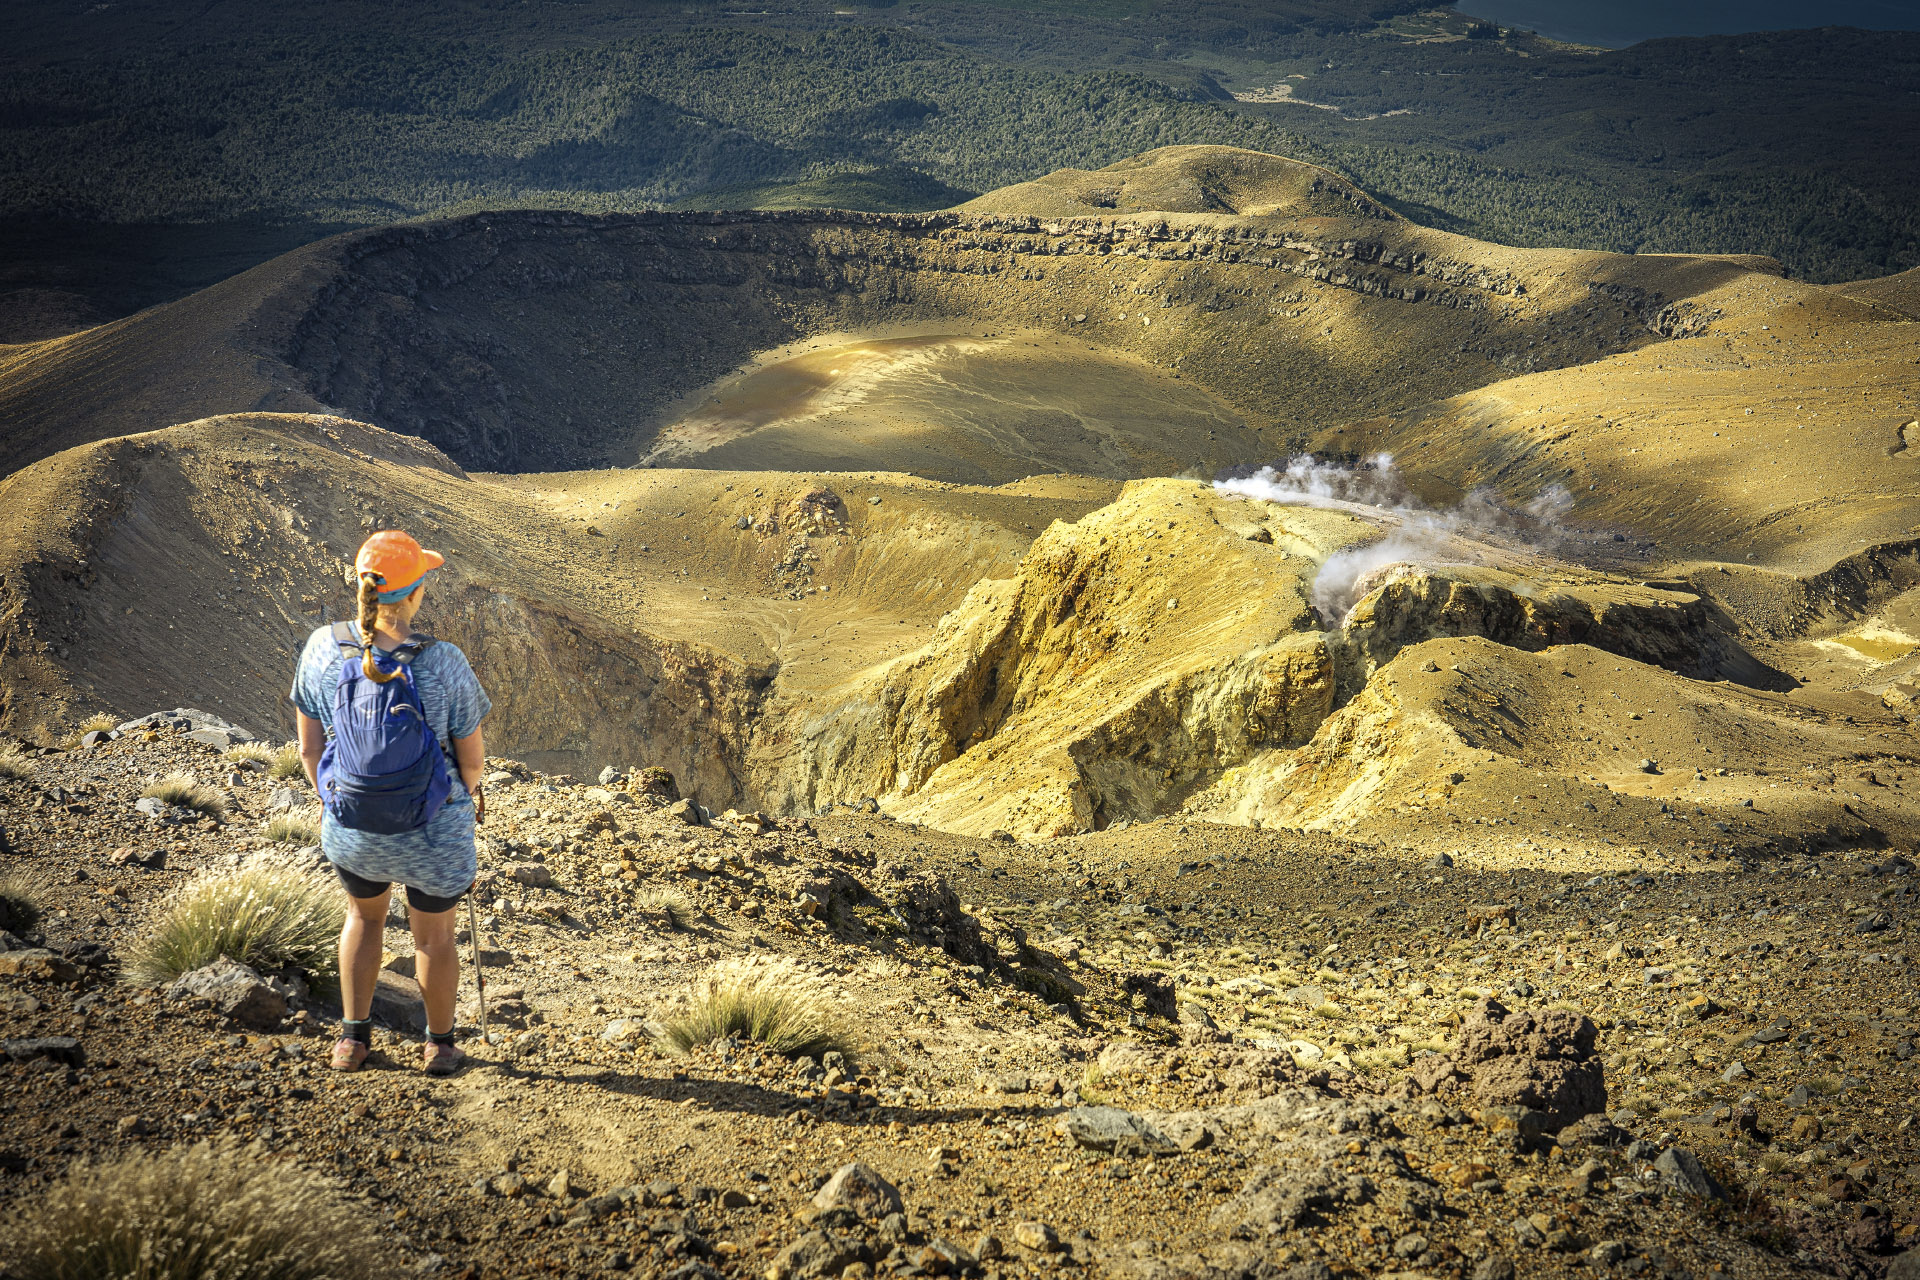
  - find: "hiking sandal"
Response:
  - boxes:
[330,1037,370,1072]
[422,1041,465,1076]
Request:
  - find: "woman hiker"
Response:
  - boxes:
[290,530,491,1076]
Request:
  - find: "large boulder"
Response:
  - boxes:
[1057,1105,1179,1156]
[371,972,427,1033]
[875,867,991,968]
[1454,999,1606,1130]
[165,956,287,1029]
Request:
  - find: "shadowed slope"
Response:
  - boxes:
[0,148,1823,484]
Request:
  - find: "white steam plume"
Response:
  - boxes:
[1214,454,1572,623]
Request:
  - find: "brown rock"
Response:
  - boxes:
[1407,1054,1467,1095]
[0,949,80,983]
[1455,998,1606,1130]
[811,1162,902,1222]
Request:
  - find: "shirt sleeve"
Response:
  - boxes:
[289,628,332,721]
[438,644,492,740]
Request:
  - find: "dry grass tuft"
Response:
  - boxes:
[0,745,36,782]
[265,813,320,847]
[267,743,306,781]
[3,1138,378,1280]
[1352,1044,1410,1072]
[223,743,275,767]
[140,774,227,819]
[1077,1061,1111,1103]
[125,863,343,986]
[634,885,695,930]
[660,957,853,1062]
[0,871,46,935]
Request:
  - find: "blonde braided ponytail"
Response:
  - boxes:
[356,574,402,684]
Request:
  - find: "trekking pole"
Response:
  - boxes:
[467,784,490,1045]
[466,893,490,1046]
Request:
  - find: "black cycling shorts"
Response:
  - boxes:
[334,863,470,914]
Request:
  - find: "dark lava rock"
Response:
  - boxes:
[1653,1146,1726,1201]
[165,956,287,1029]
[1120,969,1177,1018]
[3,1036,85,1066]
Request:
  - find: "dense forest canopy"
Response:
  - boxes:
[1,0,1915,315]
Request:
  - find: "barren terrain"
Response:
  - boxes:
[1,146,1917,1279]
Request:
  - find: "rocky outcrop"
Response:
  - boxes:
[1396,998,1607,1132]
[1334,565,1789,693]
[758,480,1371,837]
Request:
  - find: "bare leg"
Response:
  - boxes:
[411,903,460,1036]
[338,888,390,1022]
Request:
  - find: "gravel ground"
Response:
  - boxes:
[0,718,1915,1280]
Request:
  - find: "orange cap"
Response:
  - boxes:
[355,530,445,600]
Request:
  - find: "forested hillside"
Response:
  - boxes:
[2,0,1915,322]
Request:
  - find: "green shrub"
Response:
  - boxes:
[3,1138,377,1280]
[125,864,343,985]
[660,958,852,1062]
[140,774,226,819]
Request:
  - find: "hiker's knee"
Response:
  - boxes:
[410,906,457,951]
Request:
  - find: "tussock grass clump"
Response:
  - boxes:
[3,1138,377,1280]
[660,958,852,1062]
[223,742,275,767]
[61,712,120,747]
[141,774,226,819]
[265,813,320,846]
[634,885,695,931]
[267,743,306,781]
[1352,1045,1410,1072]
[0,745,35,782]
[0,871,46,935]
[125,863,343,986]
[1077,1062,1111,1103]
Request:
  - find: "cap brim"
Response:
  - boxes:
[420,548,446,572]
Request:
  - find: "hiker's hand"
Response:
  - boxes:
[470,785,485,824]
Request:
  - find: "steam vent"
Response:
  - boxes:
[3,22,1920,1272]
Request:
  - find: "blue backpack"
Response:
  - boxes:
[317,621,454,834]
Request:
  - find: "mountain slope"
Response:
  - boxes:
[0,147,1834,484]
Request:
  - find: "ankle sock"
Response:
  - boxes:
[341,1018,372,1046]
[428,1029,456,1048]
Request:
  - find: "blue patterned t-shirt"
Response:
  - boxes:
[289,624,492,899]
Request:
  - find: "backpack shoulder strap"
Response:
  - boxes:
[389,631,435,667]
[330,621,361,659]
